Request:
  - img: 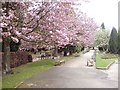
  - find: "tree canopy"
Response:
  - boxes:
[0,1,98,73]
[93,23,109,51]
[0,2,98,48]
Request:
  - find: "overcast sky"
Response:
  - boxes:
[80,0,119,30]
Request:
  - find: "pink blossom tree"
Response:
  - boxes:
[0,1,98,74]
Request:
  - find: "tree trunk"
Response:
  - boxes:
[64,51,67,56]
[2,38,12,74]
[53,45,58,58]
[103,47,105,52]
[69,50,73,55]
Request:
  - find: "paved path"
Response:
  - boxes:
[17,50,118,88]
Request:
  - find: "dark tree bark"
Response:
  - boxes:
[64,51,67,56]
[2,37,12,74]
[53,45,58,57]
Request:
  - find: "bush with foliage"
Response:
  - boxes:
[75,46,81,53]
[101,53,118,59]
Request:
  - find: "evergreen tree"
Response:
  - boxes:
[118,28,120,54]
[108,27,118,53]
[101,22,105,29]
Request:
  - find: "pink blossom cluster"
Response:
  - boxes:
[0,2,98,48]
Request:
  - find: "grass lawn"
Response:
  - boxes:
[96,53,116,68]
[2,54,78,89]
[2,59,55,89]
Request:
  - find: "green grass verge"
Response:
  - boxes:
[96,53,116,68]
[0,77,2,90]
[2,59,55,89]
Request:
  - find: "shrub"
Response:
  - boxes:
[28,54,33,62]
[75,47,81,53]
[101,53,118,59]
[10,39,21,52]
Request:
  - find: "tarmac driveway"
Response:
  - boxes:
[17,50,118,88]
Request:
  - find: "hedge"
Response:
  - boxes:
[1,51,33,68]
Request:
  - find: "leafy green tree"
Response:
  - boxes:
[108,27,118,53]
[94,29,109,51]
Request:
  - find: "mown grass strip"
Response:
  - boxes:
[2,59,55,89]
[96,53,116,69]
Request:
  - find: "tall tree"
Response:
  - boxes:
[1,2,15,74]
[118,28,120,54]
[101,22,105,29]
[108,27,118,53]
[94,28,109,51]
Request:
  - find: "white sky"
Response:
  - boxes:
[80,0,119,30]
